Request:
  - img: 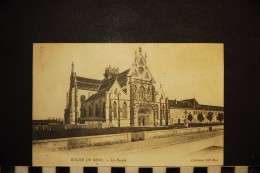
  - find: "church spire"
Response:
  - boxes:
[139,47,142,53]
[71,62,74,75]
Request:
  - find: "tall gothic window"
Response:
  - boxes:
[122,102,127,119]
[95,104,99,117]
[162,105,165,118]
[147,87,151,101]
[113,101,117,119]
[133,84,137,99]
[139,86,146,100]
[88,106,92,117]
[155,105,159,119]
[102,102,106,119]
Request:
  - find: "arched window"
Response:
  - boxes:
[122,102,127,119]
[155,105,159,119]
[95,104,99,117]
[147,87,151,101]
[102,102,106,119]
[162,105,165,118]
[113,101,117,119]
[139,86,146,100]
[82,104,88,118]
[133,84,137,99]
[88,106,92,117]
[161,94,164,100]
[80,95,86,103]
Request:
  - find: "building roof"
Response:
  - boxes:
[168,99,194,109]
[98,78,117,92]
[169,98,224,111]
[76,76,102,91]
[98,69,130,92]
[117,69,130,87]
[86,90,107,102]
[84,69,130,103]
[196,104,224,111]
[180,98,199,108]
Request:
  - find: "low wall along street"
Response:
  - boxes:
[144,126,212,140]
[33,133,131,151]
[212,125,224,131]
[33,125,224,151]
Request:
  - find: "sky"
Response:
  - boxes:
[33,43,224,120]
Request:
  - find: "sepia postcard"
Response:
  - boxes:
[32,43,224,166]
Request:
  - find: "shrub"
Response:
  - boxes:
[197,113,204,123]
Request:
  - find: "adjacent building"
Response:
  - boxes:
[64,47,169,127]
[168,98,224,124]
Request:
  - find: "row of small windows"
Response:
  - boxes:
[86,102,106,118]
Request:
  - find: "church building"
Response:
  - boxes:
[64,47,169,127]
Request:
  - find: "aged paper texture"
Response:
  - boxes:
[33,43,224,166]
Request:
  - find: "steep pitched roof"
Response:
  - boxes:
[116,69,130,87]
[98,69,130,92]
[80,69,130,103]
[76,76,102,91]
[86,90,107,102]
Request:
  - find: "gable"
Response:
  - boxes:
[130,65,153,81]
[98,69,130,92]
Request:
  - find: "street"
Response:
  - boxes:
[33,130,223,166]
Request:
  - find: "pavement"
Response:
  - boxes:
[33,130,223,167]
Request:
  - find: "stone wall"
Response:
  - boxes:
[33,125,223,150]
[33,133,131,151]
[212,125,224,131]
[144,126,210,140]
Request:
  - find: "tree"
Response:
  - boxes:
[206,112,213,123]
[187,113,193,123]
[217,113,224,123]
[197,113,204,123]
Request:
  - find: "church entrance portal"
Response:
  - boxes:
[137,105,153,126]
[138,114,147,126]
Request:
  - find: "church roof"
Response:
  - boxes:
[76,76,102,91]
[98,69,130,92]
[116,69,130,87]
[84,69,130,103]
[98,78,116,91]
[86,90,107,102]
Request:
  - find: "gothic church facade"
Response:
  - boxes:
[64,47,169,127]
